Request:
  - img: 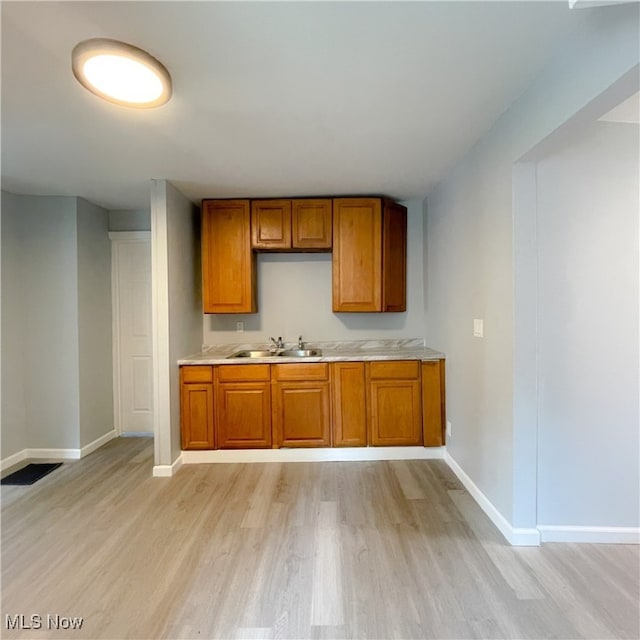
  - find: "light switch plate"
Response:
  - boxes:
[473,318,484,338]
[236,321,244,333]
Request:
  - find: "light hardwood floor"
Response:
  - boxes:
[2,438,638,639]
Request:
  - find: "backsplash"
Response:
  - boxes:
[199,338,427,354]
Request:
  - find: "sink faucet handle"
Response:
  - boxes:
[298,335,304,349]
[270,336,285,349]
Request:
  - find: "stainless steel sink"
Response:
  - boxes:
[227,350,275,359]
[277,349,322,358]
[227,348,323,359]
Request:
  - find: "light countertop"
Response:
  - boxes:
[178,339,445,365]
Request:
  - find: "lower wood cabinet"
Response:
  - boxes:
[180,358,445,450]
[180,366,215,450]
[422,360,446,446]
[367,361,422,446]
[271,363,331,447]
[331,362,367,446]
[216,365,271,448]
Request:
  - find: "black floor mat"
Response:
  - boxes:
[1,463,62,486]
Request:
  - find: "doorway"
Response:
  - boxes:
[110,232,154,435]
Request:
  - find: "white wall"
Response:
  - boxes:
[151,180,202,468]
[203,199,424,345]
[425,4,639,534]
[535,121,639,527]
[1,191,28,459]
[77,198,114,447]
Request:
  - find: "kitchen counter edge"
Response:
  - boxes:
[178,347,445,366]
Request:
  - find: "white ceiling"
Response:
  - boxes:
[1,1,596,211]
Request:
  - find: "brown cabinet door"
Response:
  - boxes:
[331,362,367,446]
[216,382,272,448]
[366,361,422,446]
[422,360,445,447]
[181,368,215,450]
[251,200,292,249]
[332,197,407,313]
[272,381,331,447]
[332,198,382,311]
[202,200,256,313]
[382,200,407,312]
[292,199,332,249]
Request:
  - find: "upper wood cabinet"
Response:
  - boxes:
[202,200,256,313]
[332,198,407,312]
[292,199,332,249]
[381,200,407,312]
[251,200,292,249]
[251,199,332,251]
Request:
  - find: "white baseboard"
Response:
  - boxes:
[26,448,82,460]
[81,430,117,457]
[1,430,118,471]
[538,525,640,544]
[121,432,154,438]
[181,446,446,465]
[153,454,183,477]
[444,451,541,546]
[0,449,28,472]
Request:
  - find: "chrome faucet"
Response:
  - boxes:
[298,335,305,349]
[269,336,285,349]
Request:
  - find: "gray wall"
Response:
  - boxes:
[21,196,81,449]
[203,199,424,345]
[166,183,202,462]
[424,5,639,528]
[535,121,639,527]
[151,180,202,467]
[426,144,515,519]
[1,191,113,457]
[77,198,114,447]
[108,209,151,232]
[1,191,28,458]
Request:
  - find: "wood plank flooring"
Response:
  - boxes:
[2,437,638,639]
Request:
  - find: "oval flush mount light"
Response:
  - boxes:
[72,38,172,108]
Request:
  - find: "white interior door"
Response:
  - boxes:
[110,232,154,435]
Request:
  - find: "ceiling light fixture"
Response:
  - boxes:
[72,38,172,108]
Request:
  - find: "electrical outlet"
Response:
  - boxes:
[473,318,484,338]
[236,321,244,333]
[446,421,452,438]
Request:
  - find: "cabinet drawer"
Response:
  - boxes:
[368,360,419,380]
[181,366,213,384]
[218,364,271,382]
[272,363,329,381]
